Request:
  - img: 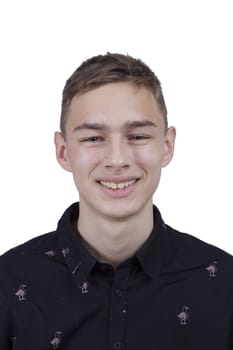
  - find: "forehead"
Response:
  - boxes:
[66,82,163,130]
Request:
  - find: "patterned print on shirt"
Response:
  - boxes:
[72,261,82,275]
[80,281,89,294]
[206,261,217,277]
[45,250,56,257]
[177,306,189,325]
[12,337,16,347]
[50,331,62,349]
[15,284,27,301]
[62,247,70,257]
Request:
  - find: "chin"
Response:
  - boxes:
[95,201,147,221]
[79,191,153,221]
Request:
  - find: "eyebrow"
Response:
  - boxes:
[73,120,157,133]
[125,120,157,128]
[73,123,105,132]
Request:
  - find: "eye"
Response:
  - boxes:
[128,135,151,141]
[80,136,104,143]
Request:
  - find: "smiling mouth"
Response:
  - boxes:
[97,179,139,190]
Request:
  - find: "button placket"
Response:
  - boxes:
[113,340,124,349]
[108,267,131,350]
[115,288,124,297]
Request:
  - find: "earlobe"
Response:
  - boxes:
[162,127,176,167]
[54,132,72,172]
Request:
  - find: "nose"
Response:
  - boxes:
[102,137,131,169]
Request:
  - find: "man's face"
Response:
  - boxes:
[55,82,176,220]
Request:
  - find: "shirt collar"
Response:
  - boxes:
[135,206,174,279]
[57,203,96,287]
[56,203,173,283]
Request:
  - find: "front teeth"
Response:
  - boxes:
[100,179,136,189]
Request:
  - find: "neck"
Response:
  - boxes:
[77,201,154,268]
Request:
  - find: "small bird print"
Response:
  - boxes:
[177,306,189,325]
[206,261,217,277]
[62,247,70,257]
[80,281,89,294]
[45,250,56,257]
[50,331,62,349]
[15,284,27,301]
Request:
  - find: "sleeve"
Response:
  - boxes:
[230,305,233,349]
[229,280,233,350]
[230,315,233,349]
[0,292,15,350]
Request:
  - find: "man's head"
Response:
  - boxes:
[55,53,176,221]
[60,53,168,137]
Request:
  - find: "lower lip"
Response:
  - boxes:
[97,180,138,198]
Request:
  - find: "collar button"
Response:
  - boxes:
[113,341,124,349]
[115,288,124,297]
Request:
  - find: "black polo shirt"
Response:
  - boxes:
[0,203,233,349]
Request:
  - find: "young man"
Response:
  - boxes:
[0,53,232,349]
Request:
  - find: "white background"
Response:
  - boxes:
[0,0,232,255]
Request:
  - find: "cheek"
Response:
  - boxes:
[68,147,100,173]
[134,147,163,170]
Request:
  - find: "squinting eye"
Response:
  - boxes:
[128,135,150,141]
[81,136,104,143]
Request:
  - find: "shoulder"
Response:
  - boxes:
[167,224,233,260]
[1,230,57,256]
[164,224,233,284]
[0,231,58,277]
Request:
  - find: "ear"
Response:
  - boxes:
[162,126,176,167]
[54,132,72,172]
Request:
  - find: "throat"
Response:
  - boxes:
[77,207,154,267]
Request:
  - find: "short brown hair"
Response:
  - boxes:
[60,52,168,134]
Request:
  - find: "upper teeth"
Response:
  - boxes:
[100,179,136,189]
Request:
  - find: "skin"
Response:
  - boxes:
[55,82,176,267]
